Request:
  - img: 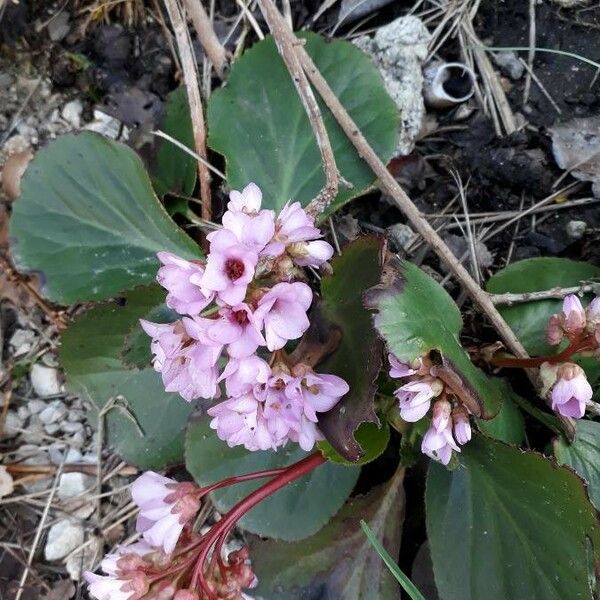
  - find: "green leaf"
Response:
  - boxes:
[207,33,398,218]
[361,521,426,600]
[151,87,197,198]
[318,422,390,466]
[9,132,200,304]
[185,418,359,540]
[249,467,404,599]
[555,419,600,510]
[477,387,525,444]
[318,237,384,461]
[426,435,600,600]
[59,286,193,469]
[486,258,600,356]
[366,259,502,419]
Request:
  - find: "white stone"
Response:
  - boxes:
[0,466,14,498]
[9,328,36,357]
[31,364,62,396]
[39,400,67,424]
[28,399,46,414]
[20,415,45,444]
[61,421,84,434]
[17,405,30,421]
[44,520,85,561]
[58,472,94,500]
[85,109,128,140]
[567,220,587,240]
[3,411,23,436]
[354,16,431,156]
[61,100,83,128]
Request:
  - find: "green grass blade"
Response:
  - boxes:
[361,520,427,600]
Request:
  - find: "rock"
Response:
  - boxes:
[66,536,102,580]
[44,520,84,561]
[44,423,61,435]
[31,364,62,396]
[61,421,84,434]
[47,10,71,42]
[61,100,83,128]
[84,109,126,139]
[21,453,52,493]
[0,466,14,498]
[28,399,46,414]
[566,220,587,240]
[58,472,94,500]
[387,223,416,251]
[3,411,23,436]
[9,328,36,357]
[354,16,431,156]
[17,405,31,421]
[552,0,591,5]
[39,400,67,425]
[442,233,494,270]
[492,51,524,81]
[20,416,46,444]
[66,431,86,448]
[550,116,600,194]
[67,409,85,422]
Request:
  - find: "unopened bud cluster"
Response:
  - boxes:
[388,354,471,465]
[543,294,599,418]
[142,183,348,451]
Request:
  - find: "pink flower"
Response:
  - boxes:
[263,202,322,256]
[174,592,200,600]
[254,282,312,351]
[421,420,460,465]
[288,414,323,451]
[388,354,418,379]
[202,304,266,358]
[295,371,348,422]
[452,408,472,445]
[586,297,600,346]
[550,363,591,419]
[132,472,200,554]
[223,183,276,253]
[395,378,442,422]
[220,356,271,397]
[156,252,213,315]
[201,229,258,305]
[207,394,280,451]
[85,542,153,600]
[140,320,185,373]
[287,240,333,268]
[561,294,586,333]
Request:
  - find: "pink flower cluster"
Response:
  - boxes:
[142,183,346,451]
[388,354,471,465]
[85,472,257,600]
[543,294,599,418]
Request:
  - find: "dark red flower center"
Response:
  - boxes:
[225,258,245,281]
[233,310,249,325]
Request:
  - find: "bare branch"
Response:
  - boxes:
[491,283,600,306]
[256,0,339,217]
[182,0,229,76]
[164,0,212,220]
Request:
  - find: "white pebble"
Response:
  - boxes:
[44,520,84,561]
[31,364,62,396]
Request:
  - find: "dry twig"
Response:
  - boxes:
[164,0,213,220]
[257,0,340,217]
[491,283,600,306]
[182,0,229,76]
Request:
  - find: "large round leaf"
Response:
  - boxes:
[185,419,359,541]
[426,435,600,600]
[486,258,600,356]
[366,259,502,418]
[10,132,200,304]
[60,286,193,469]
[207,33,399,217]
[555,419,600,510]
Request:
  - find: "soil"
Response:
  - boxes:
[1,0,600,598]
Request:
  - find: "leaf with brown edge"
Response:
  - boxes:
[318,236,385,462]
[249,466,404,599]
[365,258,502,419]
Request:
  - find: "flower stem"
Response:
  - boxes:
[189,451,327,595]
[491,338,594,369]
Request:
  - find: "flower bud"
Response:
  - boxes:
[452,407,471,445]
[174,591,200,600]
[561,294,586,333]
[432,399,452,432]
[545,314,564,346]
